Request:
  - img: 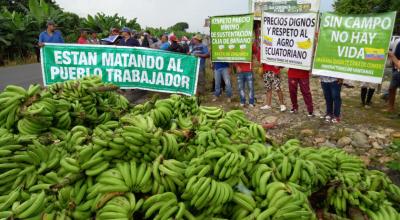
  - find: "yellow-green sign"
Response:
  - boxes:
[313,12,396,83]
[210,14,254,62]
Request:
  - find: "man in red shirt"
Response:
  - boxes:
[234,62,255,107]
[77,30,88,44]
[287,68,314,116]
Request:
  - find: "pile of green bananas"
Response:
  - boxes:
[0,77,399,220]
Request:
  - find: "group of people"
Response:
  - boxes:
[37,20,400,124]
[209,32,400,124]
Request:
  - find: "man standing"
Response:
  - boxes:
[180,36,190,54]
[388,39,400,112]
[212,62,232,102]
[190,34,210,95]
[160,34,170,50]
[287,68,314,116]
[118,27,140,47]
[77,30,88,44]
[38,21,64,47]
[234,62,255,107]
[167,35,184,53]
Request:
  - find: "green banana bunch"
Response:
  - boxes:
[0,84,42,129]
[365,204,400,220]
[1,78,400,220]
[213,152,246,180]
[97,193,140,220]
[199,106,224,120]
[249,123,266,143]
[256,182,315,220]
[225,110,250,126]
[250,164,273,195]
[142,192,193,220]
[176,113,194,130]
[182,176,233,210]
[153,156,186,193]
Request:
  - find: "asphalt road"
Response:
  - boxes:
[0,63,42,90]
[0,62,150,102]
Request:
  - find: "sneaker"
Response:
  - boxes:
[240,103,245,107]
[324,115,332,122]
[260,105,272,110]
[289,109,298,114]
[280,105,287,112]
[227,98,231,103]
[332,117,341,123]
[364,105,371,109]
[212,96,218,102]
[249,104,255,108]
[307,112,314,117]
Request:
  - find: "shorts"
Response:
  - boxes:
[263,71,281,91]
[389,70,400,90]
[361,82,378,89]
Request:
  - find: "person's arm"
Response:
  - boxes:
[194,46,210,58]
[38,33,45,47]
[235,64,241,73]
[390,52,400,69]
[57,31,65,43]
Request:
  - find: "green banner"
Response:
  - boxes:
[313,12,396,83]
[41,44,200,96]
[210,14,254,62]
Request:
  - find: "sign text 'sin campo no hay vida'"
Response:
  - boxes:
[313,12,396,83]
[41,44,200,96]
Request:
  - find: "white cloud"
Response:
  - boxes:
[55,0,334,32]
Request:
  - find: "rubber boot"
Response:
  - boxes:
[361,87,367,106]
[366,88,375,105]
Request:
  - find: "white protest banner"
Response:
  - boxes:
[251,0,320,16]
[261,12,317,70]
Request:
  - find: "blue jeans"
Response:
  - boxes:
[321,81,342,118]
[237,72,255,105]
[214,67,232,97]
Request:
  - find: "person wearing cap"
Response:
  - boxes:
[77,30,88,44]
[160,35,170,50]
[180,36,190,54]
[190,34,210,95]
[140,32,153,48]
[38,21,64,47]
[118,27,140,47]
[167,35,184,53]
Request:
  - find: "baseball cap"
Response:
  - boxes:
[46,20,55,26]
[169,35,178,42]
[121,27,131,33]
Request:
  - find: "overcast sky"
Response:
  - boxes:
[56,0,334,32]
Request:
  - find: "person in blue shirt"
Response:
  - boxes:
[160,35,170,50]
[190,34,210,95]
[212,62,232,102]
[118,27,140,47]
[38,21,64,47]
[388,40,400,113]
